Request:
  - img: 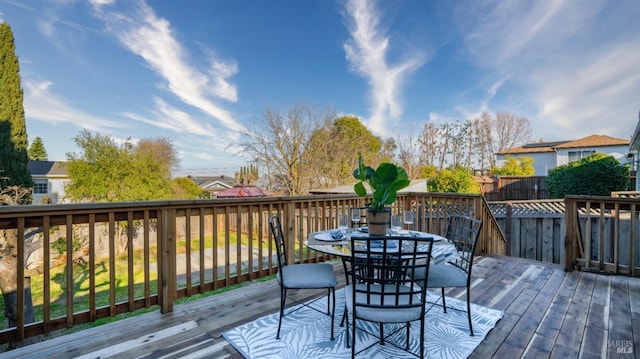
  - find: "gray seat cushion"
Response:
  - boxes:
[425,264,467,288]
[409,263,468,287]
[345,284,423,323]
[278,263,337,289]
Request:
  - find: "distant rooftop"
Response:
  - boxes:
[498,134,630,155]
[28,161,67,177]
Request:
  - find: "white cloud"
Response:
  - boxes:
[343,0,426,134]
[122,97,217,137]
[23,80,125,131]
[533,42,640,138]
[452,0,640,140]
[90,0,244,133]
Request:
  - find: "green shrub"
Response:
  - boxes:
[546,153,630,198]
[427,166,479,193]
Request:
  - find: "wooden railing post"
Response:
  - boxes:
[160,208,177,314]
[285,201,296,264]
[16,220,25,342]
[564,198,576,271]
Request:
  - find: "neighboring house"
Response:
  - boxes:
[216,185,269,198]
[28,160,69,204]
[190,175,236,198]
[496,135,631,176]
[629,111,640,190]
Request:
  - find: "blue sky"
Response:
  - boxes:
[1,0,638,177]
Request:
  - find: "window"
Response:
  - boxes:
[33,179,48,194]
[568,151,581,162]
[568,150,596,163]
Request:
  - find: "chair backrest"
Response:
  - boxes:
[445,215,483,274]
[349,236,433,310]
[268,215,288,269]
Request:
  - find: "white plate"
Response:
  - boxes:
[315,232,345,241]
[399,231,445,241]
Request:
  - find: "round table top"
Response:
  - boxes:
[306,230,458,265]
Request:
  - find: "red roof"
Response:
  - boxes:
[216,185,268,198]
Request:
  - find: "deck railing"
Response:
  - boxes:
[564,195,640,276]
[0,193,504,345]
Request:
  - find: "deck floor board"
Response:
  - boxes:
[3,255,639,359]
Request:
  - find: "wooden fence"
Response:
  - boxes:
[565,195,640,276]
[482,176,548,201]
[0,193,504,345]
[490,200,566,263]
[491,196,640,277]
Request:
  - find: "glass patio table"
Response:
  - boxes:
[306,229,458,265]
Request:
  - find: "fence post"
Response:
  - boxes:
[505,202,512,256]
[160,208,177,314]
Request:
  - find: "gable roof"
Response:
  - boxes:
[28,161,67,177]
[498,135,629,155]
[190,176,236,190]
[552,134,629,149]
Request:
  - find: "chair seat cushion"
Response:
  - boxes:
[345,284,423,323]
[278,263,337,289]
[425,264,467,288]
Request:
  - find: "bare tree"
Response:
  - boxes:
[493,112,532,153]
[238,102,336,195]
[471,114,495,171]
[397,131,423,180]
[418,122,438,167]
[477,111,532,169]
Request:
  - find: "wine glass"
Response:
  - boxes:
[338,214,349,234]
[391,215,403,234]
[350,208,361,228]
[404,210,415,230]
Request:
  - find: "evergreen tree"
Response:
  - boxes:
[0,22,33,196]
[0,21,35,349]
[28,136,48,161]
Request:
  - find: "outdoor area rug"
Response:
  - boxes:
[222,288,503,358]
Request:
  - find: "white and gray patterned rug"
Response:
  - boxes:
[223,288,503,358]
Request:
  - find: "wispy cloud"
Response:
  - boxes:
[453,0,640,140]
[24,80,125,131]
[90,0,244,132]
[122,97,216,137]
[343,0,426,134]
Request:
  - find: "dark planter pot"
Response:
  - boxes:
[366,208,391,236]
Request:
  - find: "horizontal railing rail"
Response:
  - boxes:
[0,193,504,346]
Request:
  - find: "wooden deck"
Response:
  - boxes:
[3,255,639,359]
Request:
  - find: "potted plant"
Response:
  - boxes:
[353,154,410,235]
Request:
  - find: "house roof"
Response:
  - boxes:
[498,135,630,155]
[216,185,268,198]
[190,176,236,191]
[552,135,629,149]
[28,161,67,177]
